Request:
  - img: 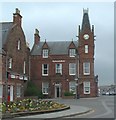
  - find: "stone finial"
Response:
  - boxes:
[83,8,89,14]
[35,29,39,35]
[16,8,20,14]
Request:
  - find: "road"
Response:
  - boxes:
[55,95,115,119]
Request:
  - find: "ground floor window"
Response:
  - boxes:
[69,81,76,94]
[84,81,90,94]
[0,84,3,98]
[42,82,49,94]
[16,85,21,97]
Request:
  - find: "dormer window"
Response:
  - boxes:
[18,40,21,50]
[69,49,76,57]
[43,49,48,58]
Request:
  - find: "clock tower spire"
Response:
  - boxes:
[81,8,91,32]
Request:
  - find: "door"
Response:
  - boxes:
[57,87,59,97]
[55,84,61,98]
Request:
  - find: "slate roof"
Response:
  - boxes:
[0,22,13,47]
[31,41,78,55]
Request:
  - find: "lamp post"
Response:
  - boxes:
[75,53,79,99]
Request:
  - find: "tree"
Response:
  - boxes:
[24,81,43,98]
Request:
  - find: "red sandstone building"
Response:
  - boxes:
[0,8,29,101]
[30,9,98,98]
[0,8,98,101]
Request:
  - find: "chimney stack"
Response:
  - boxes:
[34,29,40,45]
[13,8,22,27]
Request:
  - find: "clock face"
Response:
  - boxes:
[83,34,89,40]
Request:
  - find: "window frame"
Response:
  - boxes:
[55,63,62,75]
[85,45,88,53]
[8,58,12,69]
[69,81,76,94]
[84,81,90,94]
[18,40,21,50]
[23,61,26,74]
[42,82,49,94]
[83,62,90,75]
[69,63,76,75]
[69,49,76,57]
[16,85,21,97]
[42,64,49,76]
[42,49,48,58]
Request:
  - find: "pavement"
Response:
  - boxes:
[18,105,92,119]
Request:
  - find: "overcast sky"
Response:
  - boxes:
[0,2,114,86]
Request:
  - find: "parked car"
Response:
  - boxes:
[105,92,110,95]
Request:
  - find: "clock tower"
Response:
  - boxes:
[77,8,98,97]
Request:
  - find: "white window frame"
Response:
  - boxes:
[69,81,76,94]
[69,49,76,57]
[23,61,26,74]
[8,58,12,69]
[0,84,3,98]
[18,40,21,50]
[16,85,21,97]
[83,62,90,75]
[56,64,62,74]
[69,63,76,75]
[42,64,49,76]
[85,45,88,53]
[84,81,90,94]
[43,49,48,58]
[42,82,49,94]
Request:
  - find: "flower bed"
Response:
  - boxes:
[0,99,68,114]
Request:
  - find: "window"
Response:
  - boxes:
[69,81,76,94]
[0,85,3,98]
[85,45,88,53]
[56,64,62,74]
[23,61,26,74]
[43,49,48,58]
[69,49,76,57]
[42,64,49,76]
[8,58,12,69]
[18,40,21,50]
[84,82,90,94]
[69,63,76,75]
[16,85,21,97]
[42,82,49,94]
[83,62,90,75]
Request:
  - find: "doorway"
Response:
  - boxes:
[55,83,61,98]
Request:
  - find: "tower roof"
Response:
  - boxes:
[81,8,91,31]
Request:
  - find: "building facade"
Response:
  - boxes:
[30,9,98,98]
[0,8,29,101]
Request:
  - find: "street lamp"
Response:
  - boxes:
[75,53,79,99]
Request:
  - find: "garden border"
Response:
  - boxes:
[2,105,70,119]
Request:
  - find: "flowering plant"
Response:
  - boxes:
[0,98,67,113]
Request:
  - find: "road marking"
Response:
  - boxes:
[91,100,113,118]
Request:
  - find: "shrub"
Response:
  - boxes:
[64,91,74,96]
